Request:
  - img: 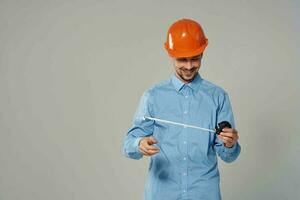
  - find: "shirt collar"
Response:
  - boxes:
[171,73,202,92]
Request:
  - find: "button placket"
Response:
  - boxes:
[181,86,190,197]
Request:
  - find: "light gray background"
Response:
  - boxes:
[0,0,299,199]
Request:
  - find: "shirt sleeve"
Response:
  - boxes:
[214,92,241,163]
[122,89,155,160]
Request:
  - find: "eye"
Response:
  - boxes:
[176,58,187,62]
[191,57,201,62]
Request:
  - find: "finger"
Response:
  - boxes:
[147,149,160,155]
[218,135,234,144]
[148,137,158,145]
[142,138,159,150]
[219,137,234,147]
[220,132,236,139]
[222,128,237,134]
[141,143,160,152]
[224,136,234,144]
[139,147,150,156]
[143,143,160,151]
[220,132,239,141]
[140,146,159,156]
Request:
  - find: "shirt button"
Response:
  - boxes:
[183,157,187,160]
[183,190,186,193]
[184,110,188,114]
[183,141,187,144]
[183,172,187,176]
[185,95,188,98]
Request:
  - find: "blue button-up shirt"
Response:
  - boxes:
[123,73,241,200]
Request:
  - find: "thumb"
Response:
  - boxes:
[148,136,158,145]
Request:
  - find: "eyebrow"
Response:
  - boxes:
[177,56,201,60]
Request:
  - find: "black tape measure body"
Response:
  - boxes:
[215,121,231,135]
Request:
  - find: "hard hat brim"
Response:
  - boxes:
[164,39,208,58]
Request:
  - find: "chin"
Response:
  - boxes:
[183,74,196,81]
[181,77,193,83]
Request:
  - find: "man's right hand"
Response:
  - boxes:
[138,136,160,156]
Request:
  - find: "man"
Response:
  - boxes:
[123,18,241,200]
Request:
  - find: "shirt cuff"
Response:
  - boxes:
[223,142,238,154]
[134,137,143,153]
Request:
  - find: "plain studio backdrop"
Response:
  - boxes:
[0,0,299,199]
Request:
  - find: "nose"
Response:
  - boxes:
[186,60,193,69]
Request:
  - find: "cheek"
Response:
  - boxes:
[176,63,186,69]
[194,62,201,68]
[174,65,184,72]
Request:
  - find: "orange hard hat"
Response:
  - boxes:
[164,18,208,58]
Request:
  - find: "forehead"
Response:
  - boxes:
[176,54,202,60]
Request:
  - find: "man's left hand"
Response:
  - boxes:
[218,128,239,148]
